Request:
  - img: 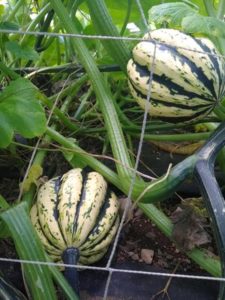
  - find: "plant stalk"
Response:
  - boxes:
[49,0,134,181]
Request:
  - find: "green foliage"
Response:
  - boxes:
[149,2,225,39]
[0,202,79,299]
[0,194,10,210]
[0,21,19,30]
[96,0,178,29]
[0,0,224,296]
[182,15,225,38]
[0,78,47,148]
[149,2,198,26]
[5,41,39,60]
[0,202,57,300]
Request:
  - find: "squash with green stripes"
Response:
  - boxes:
[30,168,120,265]
[127,28,225,122]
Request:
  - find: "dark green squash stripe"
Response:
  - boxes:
[86,188,111,234]
[81,209,118,252]
[53,176,62,221]
[194,38,223,94]
[37,216,62,251]
[133,62,213,102]
[129,79,213,111]
[72,171,88,235]
[53,176,67,245]
[155,107,212,122]
[151,97,213,110]
[157,43,217,99]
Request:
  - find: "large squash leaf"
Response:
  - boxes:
[149,2,224,39]
[5,41,39,61]
[0,78,47,148]
[149,2,198,26]
[182,15,225,39]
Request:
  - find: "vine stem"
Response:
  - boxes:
[203,0,216,17]
[49,0,134,181]
[217,0,225,20]
[6,0,26,22]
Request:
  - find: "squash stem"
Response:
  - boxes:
[62,247,80,295]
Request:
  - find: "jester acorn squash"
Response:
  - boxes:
[30,168,120,265]
[127,28,225,122]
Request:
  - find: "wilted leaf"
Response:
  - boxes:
[149,2,197,26]
[20,164,43,193]
[0,78,47,148]
[5,41,39,60]
[171,206,211,251]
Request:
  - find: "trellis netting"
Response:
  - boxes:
[0,0,225,299]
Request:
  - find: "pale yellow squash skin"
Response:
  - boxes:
[37,177,66,250]
[30,204,62,259]
[72,171,107,248]
[143,29,224,98]
[58,168,83,246]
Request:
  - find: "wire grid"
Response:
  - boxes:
[1,0,225,299]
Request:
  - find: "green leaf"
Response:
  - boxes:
[0,21,19,30]
[81,0,177,30]
[0,195,10,238]
[148,2,225,40]
[63,151,88,168]
[63,138,88,168]
[5,41,39,61]
[0,194,10,210]
[0,78,47,148]
[182,15,225,38]
[0,220,10,238]
[0,5,4,16]
[0,202,57,300]
[149,2,198,26]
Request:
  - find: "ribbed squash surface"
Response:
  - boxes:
[127,29,225,122]
[30,168,120,264]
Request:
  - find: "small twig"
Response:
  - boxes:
[150,262,180,300]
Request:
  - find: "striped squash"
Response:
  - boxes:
[127,28,225,122]
[30,168,120,265]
